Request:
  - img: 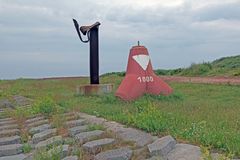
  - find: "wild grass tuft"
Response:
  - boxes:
[23,143,32,153]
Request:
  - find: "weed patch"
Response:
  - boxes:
[87,124,105,131]
[23,143,32,153]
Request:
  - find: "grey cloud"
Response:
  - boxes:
[192,1,240,21]
[0,0,239,79]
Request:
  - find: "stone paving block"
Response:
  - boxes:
[83,138,115,154]
[0,118,13,123]
[29,124,51,135]
[62,156,78,160]
[95,147,133,160]
[78,112,155,147]
[0,154,27,160]
[116,128,154,147]
[0,99,14,109]
[12,95,32,106]
[0,129,20,138]
[26,119,49,129]
[0,135,21,145]
[146,156,163,160]
[32,128,57,144]
[63,112,75,117]
[32,128,55,143]
[65,114,79,121]
[0,124,18,131]
[68,125,88,137]
[211,153,223,160]
[65,119,86,128]
[0,144,23,157]
[0,120,16,126]
[48,145,69,159]
[25,116,45,124]
[0,109,4,114]
[35,136,63,149]
[148,135,176,157]
[167,144,202,160]
[75,130,104,144]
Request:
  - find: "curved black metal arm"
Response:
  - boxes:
[72,19,89,43]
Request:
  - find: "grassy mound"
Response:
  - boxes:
[156,55,240,77]
[103,55,240,77]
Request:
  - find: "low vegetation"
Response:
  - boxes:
[0,73,240,157]
[34,145,63,160]
[23,143,32,153]
[103,55,240,77]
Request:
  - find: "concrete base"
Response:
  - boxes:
[76,84,113,95]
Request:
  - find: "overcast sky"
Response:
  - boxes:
[0,0,240,79]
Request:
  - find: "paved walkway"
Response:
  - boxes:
[1,111,238,160]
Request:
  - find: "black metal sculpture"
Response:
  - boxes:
[73,19,101,84]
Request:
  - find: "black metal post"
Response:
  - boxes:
[89,27,99,84]
[72,19,100,85]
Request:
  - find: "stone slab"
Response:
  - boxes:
[116,128,154,147]
[0,110,4,114]
[0,118,13,123]
[0,154,27,160]
[167,144,202,160]
[95,147,133,160]
[0,99,14,109]
[32,128,56,144]
[62,156,78,160]
[65,119,86,128]
[0,144,23,157]
[12,95,31,106]
[29,124,51,135]
[78,113,154,147]
[63,112,75,117]
[146,156,163,160]
[0,135,21,145]
[68,125,88,137]
[148,135,176,157]
[75,130,104,144]
[0,124,18,131]
[0,120,16,127]
[26,119,48,129]
[0,129,20,138]
[25,116,45,124]
[83,138,115,154]
[35,136,63,149]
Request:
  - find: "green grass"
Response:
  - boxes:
[157,55,240,77]
[23,143,32,153]
[104,55,240,77]
[0,75,240,157]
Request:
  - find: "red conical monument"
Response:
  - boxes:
[115,45,173,101]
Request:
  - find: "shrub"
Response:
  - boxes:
[5,107,30,121]
[34,145,63,160]
[51,114,66,129]
[23,143,32,153]
[33,97,56,116]
[20,130,29,143]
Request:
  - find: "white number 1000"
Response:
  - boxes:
[137,76,154,83]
